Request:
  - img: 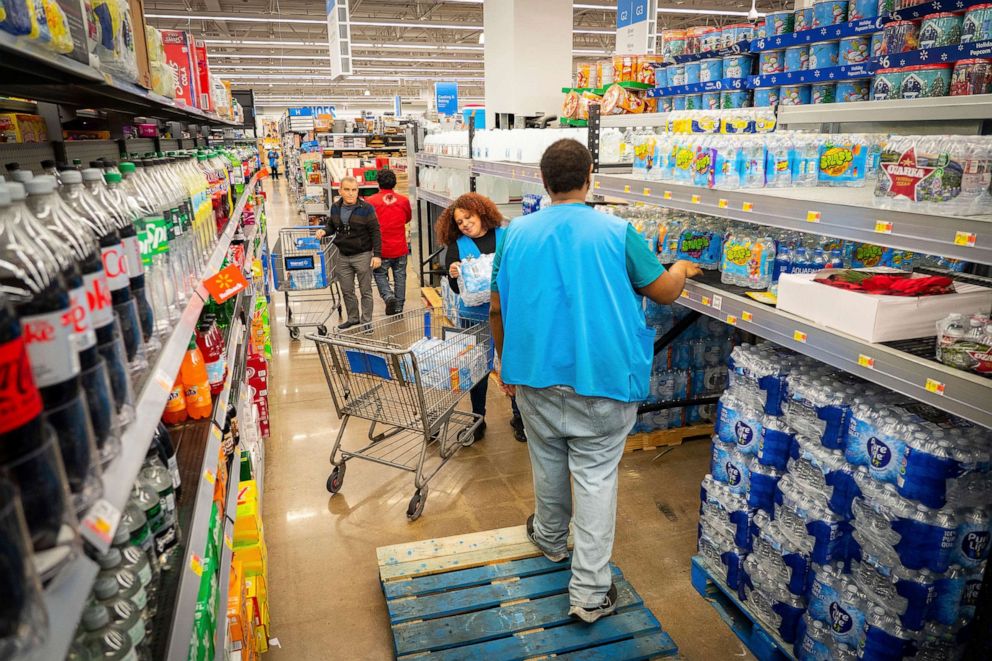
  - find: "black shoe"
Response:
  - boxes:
[568,583,619,623]
[473,420,487,441]
[385,297,401,315]
[510,415,527,443]
[526,514,568,563]
[337,320,359,330]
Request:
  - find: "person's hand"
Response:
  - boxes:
[449,261,461,279]
[315,229,326,239]
[494,370,516,397]
[674,260,703,279]
[371,256,382,270]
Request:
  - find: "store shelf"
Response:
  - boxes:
[600,113,671,128]
[676,272,992,429]
[304,203,328,215]
[416,188,455,208]
[31,555,100,661]
[214,452,242,658]
[472,160,542,183]
[777,94,992,127]
[592,174,992,266]
[415,153,472,170]
[322,146,407,152]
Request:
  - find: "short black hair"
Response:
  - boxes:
[540,139,592,195]
[377,168,397,190]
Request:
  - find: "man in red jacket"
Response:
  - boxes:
[366,169,413,315]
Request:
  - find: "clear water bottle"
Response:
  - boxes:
[859,604,920,660]
[78,603,135,661]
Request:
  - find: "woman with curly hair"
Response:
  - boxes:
[437,193,525,443]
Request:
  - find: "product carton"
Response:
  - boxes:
[193,38,214,111]
[776,270,992,343]
[128,0,153,88]
[160,29,198,107]
[0,114,48,143]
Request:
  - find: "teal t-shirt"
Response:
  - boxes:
[491,221,664,291]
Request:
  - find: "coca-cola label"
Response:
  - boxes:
[82,271,114,329]
[67,286,97,352]
[123,235,145,277]
[0,336,44,434]
[21,308,82,387]
[101,245,130,290]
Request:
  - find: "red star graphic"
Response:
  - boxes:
[883,147,935,201]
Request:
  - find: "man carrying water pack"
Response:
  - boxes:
[491,139,701,622]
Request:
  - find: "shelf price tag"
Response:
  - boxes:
[190,554,204,577]
[806,210,821,223]
[718,198,729,209]
[642,187,652,196]
[224,534,234,552]
[204,469,216,485]
[663,191,673,200]
[711,295,723,310]
[81,499,122,547]
[741,311,753,322]
[793,330,808,343]
[701,296,711,306]
[680,290,690,299]
[623,184,631,193]
[874,221,893,234]
[691,194,701,204]
[153,368,173,393]
[726,315,737,326]
[742,201,753,212]
[594,180,601,189]
[211,426,223,441]
[857,354,875,369]
[954,231,977,248]
[925,378,946,395]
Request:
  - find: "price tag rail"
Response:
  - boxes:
[416,187,456,209]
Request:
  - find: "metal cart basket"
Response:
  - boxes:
[272,226,341,339]
[309,307,491,520]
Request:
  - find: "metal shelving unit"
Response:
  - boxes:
[777,94,992,128]
[472,159,542,183]
[415,187,455,208]
[414,152,473,170]
[31,555,100,661]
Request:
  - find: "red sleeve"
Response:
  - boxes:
[402,195,412,223]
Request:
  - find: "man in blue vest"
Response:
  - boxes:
[491,139,702,623]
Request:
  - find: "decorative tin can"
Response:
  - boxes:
[670,64,686,87]
[812,82,838,103]
[700,58,724,83]
[725,23,754,45]
[759,50,785,75]
[656,66,670,88]
[685,93,705,110]
[795,7,814,31]
[766,10,796,35]
[672,95,687,110]
[871,68,908,99]
[723,54,754,79]
[810,41,840,69]
[687,26,718,54]
[919,12,963,48]
[701,28,723,52]
[899,63,952,99]
[779,84,812,105]
[702,91,722,109]
[950,58,992,96]
[839,36,871,65]
[755,19,768,40]
[883,20,920,55]
[720,89,751,109]
[849,0,879,21]
[660,97,675,112]
[962,3,992,43]
[685,61,701,85]
[836,79,871,101]
[870,31,885,57]
[753,86,781,106]
[814,0,849,27]
[877,0,894,13]
[661,29,687,60]
[785,45,810,72]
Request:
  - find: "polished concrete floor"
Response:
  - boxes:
[260,177,751,660]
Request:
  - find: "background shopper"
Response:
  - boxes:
[267,149,280,179]
[366,169,412,315]
[316,176,382,329]
[491,138,701,621]
[438,193,525,443]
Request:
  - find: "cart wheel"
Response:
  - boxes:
[459,428,476,447]
[317,325,328,336]
[407,487,428,521]
[289,327,301,340]
[326,464,346,494]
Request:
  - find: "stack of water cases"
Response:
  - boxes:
[698,342,992,660]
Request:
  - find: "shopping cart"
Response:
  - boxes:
[308,307,491,520]
[272,227,341,340]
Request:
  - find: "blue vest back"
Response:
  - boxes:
[456,227,504,320]
[496,203,653,403]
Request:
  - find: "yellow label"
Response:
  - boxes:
[153,369,173,393]
[212,426,223,440]
[680,290,689,299]
[857,354,875,369]
[594,180,601,189]
[224,534,234,551]
[874,221,893,234]
[806,210,821,223]
[925,378,945,395]
[205,469,216,485]
[623,184,631,193]
[190,554,204,577]
[742,201,753,212]
[663,191,673,200]
[793,330,808,343]
[691,194,701,204]
[701,296,711,306]
[642,187,652,196]
[954,231,976,247]
[726,315,738,326]
[742,311,753,322]
[718,198,729,209]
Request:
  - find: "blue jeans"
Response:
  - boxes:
[515,384,637,608]
[373,255,407,306]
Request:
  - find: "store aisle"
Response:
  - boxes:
[259,177,752,660]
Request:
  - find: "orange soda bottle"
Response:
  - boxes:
[181,335,213,419]
[163,375,188,425]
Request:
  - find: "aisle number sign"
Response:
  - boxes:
[616,0,655,55]
[435,82,459,116]
[326,0,353,79]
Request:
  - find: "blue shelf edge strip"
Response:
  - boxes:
[647,78,748,97]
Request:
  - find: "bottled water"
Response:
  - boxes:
[795,613,857,661]
[778,474,850,565]
[784,372,851,450]
[859,604,920,660]
[897,430,959,508]
[747,457,782,515]
[916,621,959,661]
[790,434,859,519]
[951,507,991,569]
[757,415,795,471]
[852,555,936,631]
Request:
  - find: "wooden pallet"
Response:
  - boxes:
[625,423,712,453]
[690,555,796,661]
[377,526,679,660]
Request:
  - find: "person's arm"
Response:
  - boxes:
[491,290,505,359]
[315,206,335,239]
[624,224,701,304]
[368,207,382,267]
[445,241,461,293]
[402,196,413,223]
[638,261,702,304]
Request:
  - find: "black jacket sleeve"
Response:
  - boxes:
[324,202,338,237]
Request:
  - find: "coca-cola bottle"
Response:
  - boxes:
[25,175,121,469]
[60,169,135,429]
[81,168,148,375]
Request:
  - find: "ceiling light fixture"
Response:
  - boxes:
[207,53,483,63]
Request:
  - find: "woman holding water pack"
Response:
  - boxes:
[437,193,526,444]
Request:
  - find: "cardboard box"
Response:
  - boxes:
[160,30,197,107]
[128,0,153,89]
[193,38,213,111]
[776,270,992,343]
[0,114,48,143]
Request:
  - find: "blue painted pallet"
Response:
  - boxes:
[377,528,679,660]
[691,555,797,661]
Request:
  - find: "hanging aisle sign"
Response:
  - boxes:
[326,0,353,79]
[435,82,459,116]
[616,0,657,55]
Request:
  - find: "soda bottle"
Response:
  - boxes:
[196,319,226,395]
[150,422,181,498]
[78,603,136,661]
[162,375,188,425]
[180,336,212,419]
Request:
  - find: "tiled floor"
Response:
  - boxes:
[260,177,752,660]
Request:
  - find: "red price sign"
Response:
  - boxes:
[203,263,250,304]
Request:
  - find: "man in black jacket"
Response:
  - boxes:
[316,176,382,329]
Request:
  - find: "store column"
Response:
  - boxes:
[483,0,573,129]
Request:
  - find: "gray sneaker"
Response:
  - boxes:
[526,515,568,563]
[568,583,619,623]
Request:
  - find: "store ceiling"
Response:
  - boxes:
[145,0,788,109]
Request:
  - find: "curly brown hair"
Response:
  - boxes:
[436,192,504,246]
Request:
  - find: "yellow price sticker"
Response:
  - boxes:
[691,194,702,204]
[742,201,753,212]
[663,191,673,200]
[874,221,893,234]
[224,534,234,551]
[623,184,631,193]
[806,210,821,223]
[153,369,173,393]
[925,378,946,395]
[642,187,652,196]
[718,198,729,209]
[742,311,753,322]
[204,469,216,485]
[726,315,738,326]
[701,296,711,306]
[594,180,601,189]
[190,554,204,577]
[211,426,223,441]
[793,330,808,343]
[954,231,976,247]
[857,354,875,369]
[680,290,690,299]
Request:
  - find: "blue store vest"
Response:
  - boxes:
[496,203,654,403]
[456,227,504,322]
